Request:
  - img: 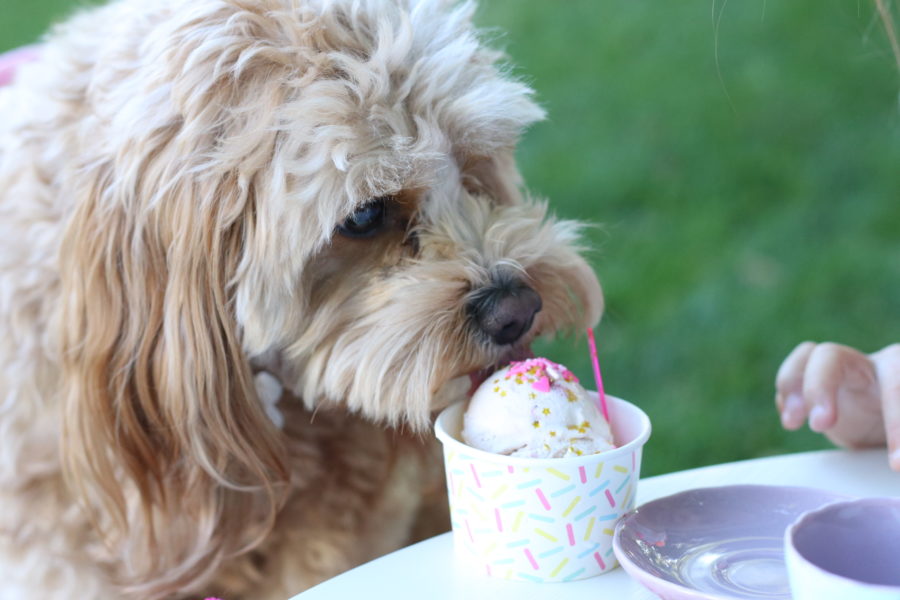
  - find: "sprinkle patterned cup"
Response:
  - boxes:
[434,395,651,582]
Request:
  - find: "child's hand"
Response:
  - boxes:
[775,342,900,470]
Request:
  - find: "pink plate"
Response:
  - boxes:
[613,485,846,600]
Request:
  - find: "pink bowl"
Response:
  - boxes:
[785,497,900,600]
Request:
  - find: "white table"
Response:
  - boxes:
[292,449,900,599]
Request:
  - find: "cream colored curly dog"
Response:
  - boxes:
[0,1,602,598]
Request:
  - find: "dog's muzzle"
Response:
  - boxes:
[467,278,542,346]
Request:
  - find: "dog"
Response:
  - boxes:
[0,0,603,598]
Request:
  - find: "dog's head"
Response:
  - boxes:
[57,0,601,594]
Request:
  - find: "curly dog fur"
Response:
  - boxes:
[0,1,602,597]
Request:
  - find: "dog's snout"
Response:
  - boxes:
[468,282,542,346]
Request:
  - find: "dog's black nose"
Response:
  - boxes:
[468,282,542,345]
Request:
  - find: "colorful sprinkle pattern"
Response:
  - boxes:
[443,445,641,582]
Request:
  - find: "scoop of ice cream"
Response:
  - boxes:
[462,358,615,458]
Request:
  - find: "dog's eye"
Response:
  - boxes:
[337,198,387,238]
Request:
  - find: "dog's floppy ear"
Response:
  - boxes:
[53,6,302,594]
[58,164,288,594]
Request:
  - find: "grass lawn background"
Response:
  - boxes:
[4,1,899,476]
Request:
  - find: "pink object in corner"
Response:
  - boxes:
[0,45,41,87]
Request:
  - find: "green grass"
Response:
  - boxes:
[5,1,899,476]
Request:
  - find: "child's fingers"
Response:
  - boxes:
[780,394,806,430]
[801,343,853,432]
[873,344,900,471]
[776,342,816,402]
[776,341,816,429]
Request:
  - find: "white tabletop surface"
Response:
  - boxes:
[291,449,900,599]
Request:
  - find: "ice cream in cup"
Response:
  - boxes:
[434,357,651,582]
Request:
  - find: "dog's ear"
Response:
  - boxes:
[58,163,288,594]
[53,7,301,594]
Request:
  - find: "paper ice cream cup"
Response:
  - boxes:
[434,395,651,582]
